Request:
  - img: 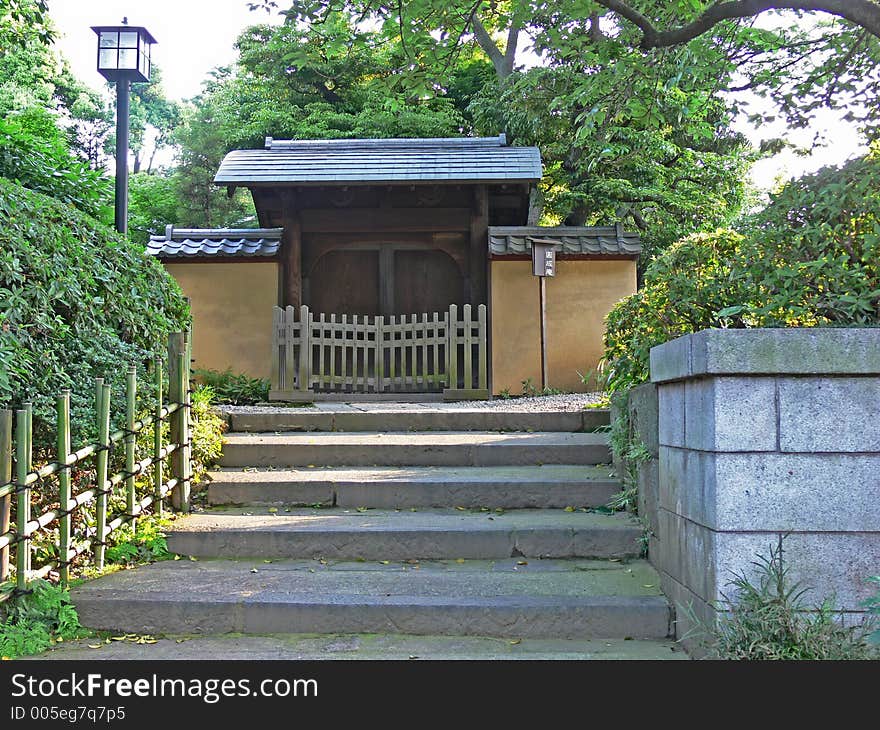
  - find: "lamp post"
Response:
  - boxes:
[92,20,156,235]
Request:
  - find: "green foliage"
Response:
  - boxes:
[607,393,650,513]
[603,151,880,392]
[864,577,880,645]
[128,171,180,245]
[0,110,113,222]
[689,539,877,660]
[105,516,172,566]
[0,580,86,659]
[190,385,227,484]
[0,178,189,447]
[193,368,270,405]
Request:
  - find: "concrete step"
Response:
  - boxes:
[166,508,642,560]
[218,431,612,468]
[207,465,621,509]
[36,633,687,660]
[223,407,610,434]
[71,558,672,640]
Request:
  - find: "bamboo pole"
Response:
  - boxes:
[94,380,111,569]
[125,366,137,532]
[0,410,11,583]
[168,333,186,511]
[15,407,30,590]
[154,358,164,517]
[57,392,72,586]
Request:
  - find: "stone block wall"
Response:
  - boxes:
[648,328,880,641]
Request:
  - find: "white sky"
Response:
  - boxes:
[47,1,868,191]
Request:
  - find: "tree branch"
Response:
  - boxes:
[594,0,880,49]
[471,15,513,78]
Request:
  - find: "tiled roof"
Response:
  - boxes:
[215,135,542,186]
[147,226,282,258]
[488,225,642,257]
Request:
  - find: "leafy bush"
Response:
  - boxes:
[0,108,112,222]
[105,515,172,566]
[689,540,877,660]
[602,152,880,392]
[190,384,227,484]
[0,579,86,659]
[193,368,270,405]
[0,177,189,447]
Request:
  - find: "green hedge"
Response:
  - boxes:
[0,177,189,447]
[603,152,880,392]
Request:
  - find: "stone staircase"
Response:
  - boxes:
[71,404,681,659]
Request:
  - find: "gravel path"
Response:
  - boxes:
[220,392,607,414]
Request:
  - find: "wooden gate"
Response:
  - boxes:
[269,304,488,399]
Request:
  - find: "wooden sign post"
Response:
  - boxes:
[531,239,557,391]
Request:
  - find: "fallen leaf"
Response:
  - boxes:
[517,560,528,566]
[87,645,103,650]
[110,636,127,642]
[643,584,654,588]
[455,506,466,511]
[356,507,368,513]
[455,558,465,564]
[564,506,575,512]
[268,507,278,514]
[251,568,259,573]
[509,639,522,645]
[380,560,390,565]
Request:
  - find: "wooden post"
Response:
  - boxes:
[478,304,488,391]
[125,365,137,531]
[57,392,72,586]
[94,381,111,569]
[154,358,164,517]
[0,409,12,583]
[15,407,30,590]
[469,185,488,305]
[540,276,548,391]
[281,191,303,308]
[447,304,458,390]
[298,305,311,392]
[168,333,191,512]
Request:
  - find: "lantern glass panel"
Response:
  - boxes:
[98,49,117,69]
[99,31,118,48]
[119,31,139,48]
[118,48,137,69]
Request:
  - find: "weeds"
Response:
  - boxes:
[193,368,270,405]
[686,538,877,660]
[0,580,88,659]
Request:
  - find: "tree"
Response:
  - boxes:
[249,2,757,255]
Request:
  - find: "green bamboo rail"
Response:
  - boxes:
[0,331,192,601]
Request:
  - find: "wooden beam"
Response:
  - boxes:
[280,190,302,308]
[300,208,470,233]
[469,185,489,305]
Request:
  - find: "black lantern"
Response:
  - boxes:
[92,23,155,83]
[91,20,156,234]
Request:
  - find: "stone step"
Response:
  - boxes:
[166,508,642,561]
[36,634,687,661]
[207,465,621,509]
[218,431,612,468]
[222,407,610,434]
[71,558,672,640]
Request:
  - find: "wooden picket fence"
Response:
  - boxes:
[269,304,488,400]
[0,332,193,600]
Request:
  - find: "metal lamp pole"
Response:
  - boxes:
[114,77,130,234]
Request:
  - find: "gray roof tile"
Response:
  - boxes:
[147,227,282,258]
[215,135,542,186]
[488,226,641,257]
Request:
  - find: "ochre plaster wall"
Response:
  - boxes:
[489,259,637,394]
[164,262,279,379]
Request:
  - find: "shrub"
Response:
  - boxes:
[193,368,270,405]
[688,539,877,660]
[0,177,189,448]
[0,108,112,222]
[190,384,227,484]
[602,151,880,392]
[0,579,86,659]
